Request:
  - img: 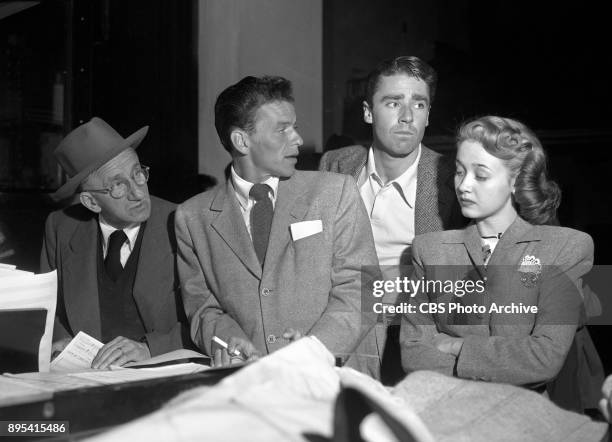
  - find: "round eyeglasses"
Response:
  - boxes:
[81,165,150,199]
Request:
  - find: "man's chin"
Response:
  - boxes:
[130,202,151,222]
[391,143,419,157]
[278,166,296,178]
[375,141,419,159]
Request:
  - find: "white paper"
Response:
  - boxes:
[0,376,53,407]
[0,270,57,371]
[2,371,101,395]
[0,263,17,271]
[124,349,209,368]
[0,263,34,277]
[290,220,323,241]
[71,363,208,385]
[50,331,104,373]
[0,362,207,402]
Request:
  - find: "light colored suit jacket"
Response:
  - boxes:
[40,196,190,356]
[400,216,594,386]
[175,171,380,371]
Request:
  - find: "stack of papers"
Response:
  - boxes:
[71,363,209,384]
[0,266,57,372]
[1,330,211,406]
[0,363,208,407]
[50,331,210,372]
[50,331,105,372]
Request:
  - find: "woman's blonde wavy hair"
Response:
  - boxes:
[457,116,560,225]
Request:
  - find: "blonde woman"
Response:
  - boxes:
[400,116,602,411]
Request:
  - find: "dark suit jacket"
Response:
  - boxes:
[401,216,594,387]
[40,195,191,356]
[319,144,464,235]
[175,171,380,375]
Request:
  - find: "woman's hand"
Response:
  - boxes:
[433,332,464,356]
[599,375,612,422]
[282,328,303,342]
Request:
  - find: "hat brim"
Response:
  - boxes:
[51,125,149,201]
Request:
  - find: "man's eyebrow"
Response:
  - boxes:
[380,94,404,101]
[103,170,128,184]
[412,93,429,103]
[379,93,430,104]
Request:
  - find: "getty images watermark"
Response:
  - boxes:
[359,264,612,326]
[371,276,537,315]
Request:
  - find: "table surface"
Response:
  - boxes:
[0,366,241,441]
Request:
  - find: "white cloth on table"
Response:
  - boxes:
[87,337,607,442]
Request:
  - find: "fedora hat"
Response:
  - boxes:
[52,117,149,201]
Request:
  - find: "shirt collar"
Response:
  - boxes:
[98,215,141,254]
[364,144,421,207]
[230,165,279,210]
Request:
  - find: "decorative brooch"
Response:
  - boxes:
[518,255,542,288]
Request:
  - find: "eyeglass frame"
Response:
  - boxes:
[81,165,150,199]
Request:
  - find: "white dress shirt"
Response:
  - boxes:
[230,166,279,239]
[99,216,141,267]
[357,145,421,267]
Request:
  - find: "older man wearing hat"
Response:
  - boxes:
[41,117,191,369]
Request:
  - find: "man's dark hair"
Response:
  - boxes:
[365,56,437,106]
[214,75,294,153]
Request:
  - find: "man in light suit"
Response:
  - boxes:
[176,76,379,371]
[319,56,464,383]
[41,118,191,369]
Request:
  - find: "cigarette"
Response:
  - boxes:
[212,336,242,357]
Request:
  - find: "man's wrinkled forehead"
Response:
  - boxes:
[373,73,430,102]
[94,148,140,181]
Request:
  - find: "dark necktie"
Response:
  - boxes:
[105,230,127,281]
[482,243,492,266]
[249,183,273,266]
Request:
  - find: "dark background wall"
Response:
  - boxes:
[0,0,199,271]
[72,0,199,203]
[324,0,612,139]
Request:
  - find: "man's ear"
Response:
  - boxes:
[363,100,373,124]
[230,129,250,155]
[79,192,101,214]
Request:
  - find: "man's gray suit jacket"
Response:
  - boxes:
[175,170,380,373]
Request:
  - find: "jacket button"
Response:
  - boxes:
[267,334,277,344]
[261,287,271,297]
